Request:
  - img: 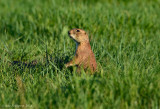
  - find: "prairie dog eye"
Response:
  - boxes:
[76,30,80,32]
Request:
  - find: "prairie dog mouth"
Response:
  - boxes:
[69,34,76,39]
[68,34,78,43]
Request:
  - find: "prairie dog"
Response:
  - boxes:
[65,28,97,73]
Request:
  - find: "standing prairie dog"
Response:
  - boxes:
[65,28,97,73]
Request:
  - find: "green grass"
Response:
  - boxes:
[0,0,160,108]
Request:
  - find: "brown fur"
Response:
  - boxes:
[65,29,97,73]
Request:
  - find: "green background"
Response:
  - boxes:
[0,0,160,108]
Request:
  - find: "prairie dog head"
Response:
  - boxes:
[68,29,89,43]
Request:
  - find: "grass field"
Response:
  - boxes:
[0,0,160,108]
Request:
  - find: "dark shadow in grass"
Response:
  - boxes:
[12,60,39,68]
[48,51,73,73]
[11,50,73,75]
[11,60,44,73]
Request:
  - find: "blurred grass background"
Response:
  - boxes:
[0,0,160,108]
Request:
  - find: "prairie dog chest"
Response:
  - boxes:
[74,42,91,56]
